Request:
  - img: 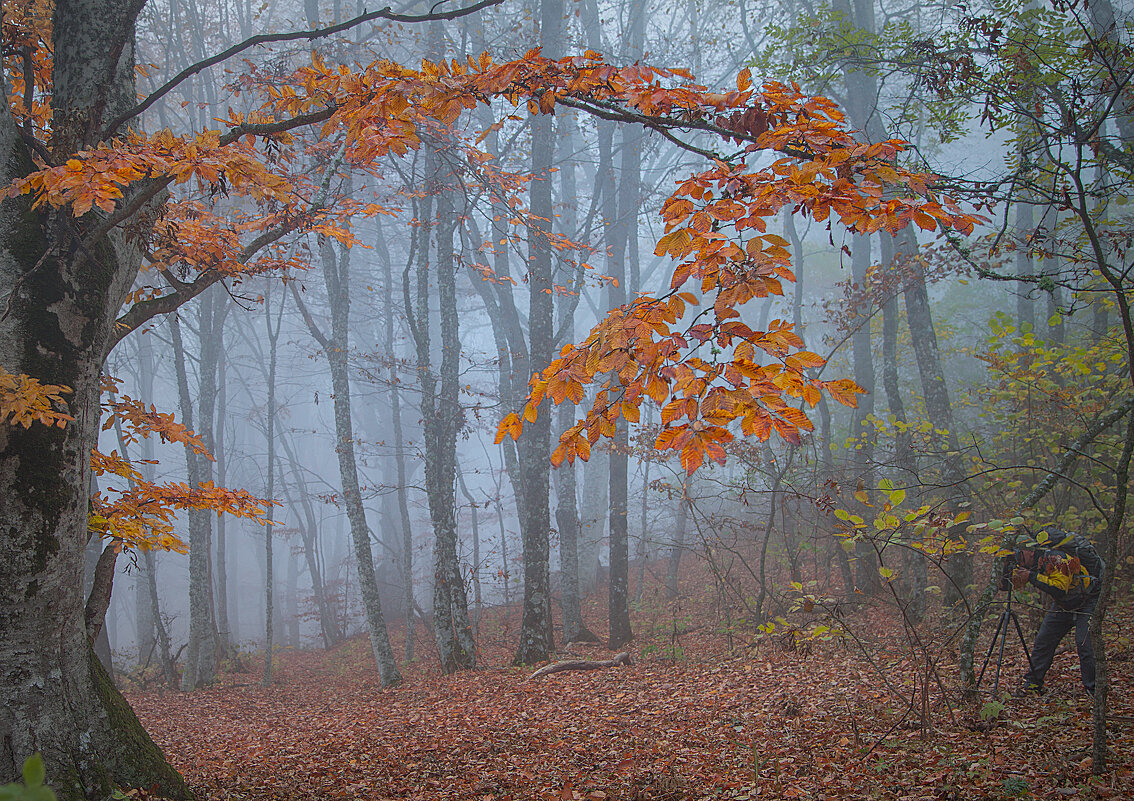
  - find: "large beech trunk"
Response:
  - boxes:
[0,2,189,796]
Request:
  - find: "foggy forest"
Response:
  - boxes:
[1,0,1133,799]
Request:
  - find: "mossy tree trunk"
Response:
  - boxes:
[0,2,190,797]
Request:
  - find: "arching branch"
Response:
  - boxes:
[104,0,505,137]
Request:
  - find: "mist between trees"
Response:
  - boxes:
[1,0,1133,798]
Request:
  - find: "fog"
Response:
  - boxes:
[74,0,1128,689]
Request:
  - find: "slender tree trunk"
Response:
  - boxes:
[145,550,178,687]
[215,344,232,652]
[634,418,652,606]
[555,399,598,642]
[83,533,114,675]
[499,499,511,607]
[293,229,401,686]
[262,285,281,687]
[849,233,880,593]
[606,0,645,651]
[134,335,157,668]
[286,547,300,647]
[458,469,484,630]
[513,0,565,665]
[903,243,973,605]
[425,177,476,671]
[552,107,599,645]
[169,313,219,689]
[666,483,689,601]
[578,445,609,597]
[1092,383,1134,770]
[278,432,343,648]
[880,232,924,621]
[379,220,417,660]
[1016,190,1036,333]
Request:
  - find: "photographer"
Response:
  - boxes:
[1006,531,1105,697]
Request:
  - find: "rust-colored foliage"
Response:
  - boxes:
[494,76,979,473]
[3,8,980,520]
[0,365,73,428]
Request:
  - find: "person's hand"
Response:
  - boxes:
[1012,568,1030,590]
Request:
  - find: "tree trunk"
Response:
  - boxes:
[849,233,880,594]
[0,1,188,794]
[215,342,232,652]
[262,285,281,687]
[902,241,973,605]
[278,430,343,648]
[578,446,609,596]
[513,0,564,665]
[286,547,300,648]
[1015,190,1036,333]
[666,485,689,601]
[83,535,114,676]
[458,469,484,631]
[880,232,924,621]
[169,313,218,690]
[294,227,401,686]
[422,168,476,672]
[555,399,598,643]
[552,107,598,645]
[604,0,645,652]
[133,336,156,668]
[378,219,417,660]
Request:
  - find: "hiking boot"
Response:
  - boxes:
[1014,682,1043,697]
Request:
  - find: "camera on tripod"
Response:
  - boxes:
[999,551,1019,591]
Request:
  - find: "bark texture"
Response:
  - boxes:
[294,229,401,687]
[512,0,565,665]
[0,2,189,795]
[419,158,476,672]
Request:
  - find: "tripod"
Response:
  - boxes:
[977,591,1033,696]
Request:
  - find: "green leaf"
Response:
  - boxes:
[22,755,45,789]
[877,513,901,530]
[889,489,906,506]
[878,566,894,579]
[878,478,894,491]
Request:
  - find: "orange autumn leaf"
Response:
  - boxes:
[0,367,74,429]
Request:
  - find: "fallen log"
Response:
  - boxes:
[530,651,632,679]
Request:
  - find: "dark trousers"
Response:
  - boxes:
[1023,598,1097,692]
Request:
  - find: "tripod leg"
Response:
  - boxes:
[992,607,1012,695]
[1010,611,1033,671]
[977,611,1009,689]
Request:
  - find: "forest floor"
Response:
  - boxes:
[129,567,1134,801]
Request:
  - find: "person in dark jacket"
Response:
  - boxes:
[1011,531,1105,696]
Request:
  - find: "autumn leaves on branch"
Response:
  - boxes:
[493,68,980,474]
[5,8,981,511]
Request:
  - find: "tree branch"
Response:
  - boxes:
[289,281,331,352]
[84,542,118,642]
[557,96,817,162]
[103,0,506,137]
